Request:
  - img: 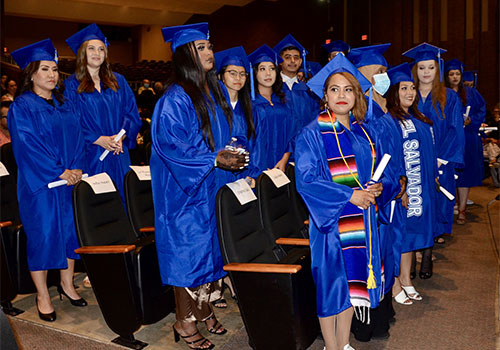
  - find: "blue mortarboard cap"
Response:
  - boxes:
[444,58,464,73]
[387,63,413,87]
[322,40,350,54]
[463,70,478,87]
[248,44,281,67]
[306,61,323,76]
[66,23,108,55]
[215,46,250,74]
[11,39,58,70]
[273,34,308,72]
[402,42,447,62]
[347,43,391,68]
[307,53,372,99]
[161,22,209,53]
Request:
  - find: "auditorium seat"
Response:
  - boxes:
[216,184,319,350]
[285,164,309,223]
[124,169,154,237]
[72,180,174,349]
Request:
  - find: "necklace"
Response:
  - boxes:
[326,108,377,289]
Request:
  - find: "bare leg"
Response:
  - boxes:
[319,315,339,350]
[59,259,82,299]
[30,270,53,313]
[399,252,413,287]
[457,187,469,211]
[319,306,354,350]
[223,276,236,298]
[337,307,354,349]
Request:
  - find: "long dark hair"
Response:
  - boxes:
[166,41,233,151]
[412,62,447,119]
[444,70,467,106]
[75,41,119,93]
[219,65,255,139]
[386,82,432,126]
[253,62,286,104]
[20,61,65,104]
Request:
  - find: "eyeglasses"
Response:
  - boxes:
[225,70,247,79]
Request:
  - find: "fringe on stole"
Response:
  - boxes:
[352,266,385,325]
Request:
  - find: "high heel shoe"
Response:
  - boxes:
[57,285,87,307]
[393,290,413,305]
[205,315,227,335]
[401,285,422,301]
[35,296,56,322]
[173,325,215,350]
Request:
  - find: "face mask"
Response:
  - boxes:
[373,72,390,96]
[144,83,150,88]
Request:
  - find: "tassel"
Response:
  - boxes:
[367,263,377,289]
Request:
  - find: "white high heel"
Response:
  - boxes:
[401,285,422,300]
[394,289,413,305]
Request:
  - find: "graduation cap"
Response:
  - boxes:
[387,63,413,87]
[273,34,309,73]
[248,44,282,100]
[322,40,350,55]
[306,61,323,76]
[444,58,464,73]
[463,70,478,87]
[161,22,209,53]
[214,46,250,74]
[307,52,372,98]
[66,23,108,55]
[347,43,391,68]
[11,39,58,71]
[402,42,447,81]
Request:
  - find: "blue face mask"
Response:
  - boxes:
[373,72,390,96]
[144,83,150,88]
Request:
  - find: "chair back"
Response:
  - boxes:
[216,185,284,264]
[285,164,309,222]
[0,143,19,223]
[73,180,137,247]
[124,170,154,237]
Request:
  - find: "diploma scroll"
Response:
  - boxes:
[439,185,455,201]
[369,154,391,183]
[389,200,396,223]
[48,173,88,188]
[479,127,498,132]
[99,129,126,161]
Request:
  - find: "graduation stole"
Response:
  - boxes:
[318,109,378,320]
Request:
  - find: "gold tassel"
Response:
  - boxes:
[367,264,377,289]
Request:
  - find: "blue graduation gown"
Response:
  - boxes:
[64,73,141,199]
[456,87,486,187]
[8,92,85,271]
[150,84,231,287]
[295,118,382,318]
[247,94,293,178]
[417,88,464,235]
[391,114,438,252]
[283,80,320,138]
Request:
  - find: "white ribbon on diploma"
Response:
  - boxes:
[99,129,126,161]
[48,173,88,188]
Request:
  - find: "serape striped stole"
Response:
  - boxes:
[317,111,374,314]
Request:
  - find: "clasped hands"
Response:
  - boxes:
[95,135,124,155]
[59,169,83,186]
[349,182,383,210]
[215,149,249,171]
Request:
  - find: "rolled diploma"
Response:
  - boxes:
[99,129,126,161]
[439,185,455,201]
[389,200,396,223]
[48,173,89,188]
[479,127,498,131]
[370,154,391,183]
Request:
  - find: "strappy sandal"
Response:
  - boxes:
[401,285,422,301]
[457,210,466,225]
[393,290,413,305]
[211,298,227,309]
[205,315,227,335]
[173,326,214,350]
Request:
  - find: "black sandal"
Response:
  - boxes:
[173,326,214,350]
[205,315,227,335]
[211,298,227,309]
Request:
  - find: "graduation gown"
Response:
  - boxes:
[295,114,382,318]
[247,94,293,178]
[64,73,141,199]
[283,80,320,138]
[456,87,486,187]
[391,114,438,252]
[8,92,85,271]
[417,88,464,235]
[150,84,231,287]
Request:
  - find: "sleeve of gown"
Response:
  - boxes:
[8,101,66,193]
[466,88,486,132]
[247,105,267,178]
[68,101,86,171]
[295,126,354,234]
[117,74,142,149]
[440,90,465,166]
[151,93,217,195]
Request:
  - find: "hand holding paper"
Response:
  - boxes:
[49,173,88,188]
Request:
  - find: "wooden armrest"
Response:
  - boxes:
[0,221,13,228]
[139,226,155,233]
[75,245,137,254]
[304,219,309,225]
[223,263,302,274]
[276,237,310,246]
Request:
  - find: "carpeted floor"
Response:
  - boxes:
[4,179,500,350]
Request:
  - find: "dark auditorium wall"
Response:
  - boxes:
[188,0,498,110]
